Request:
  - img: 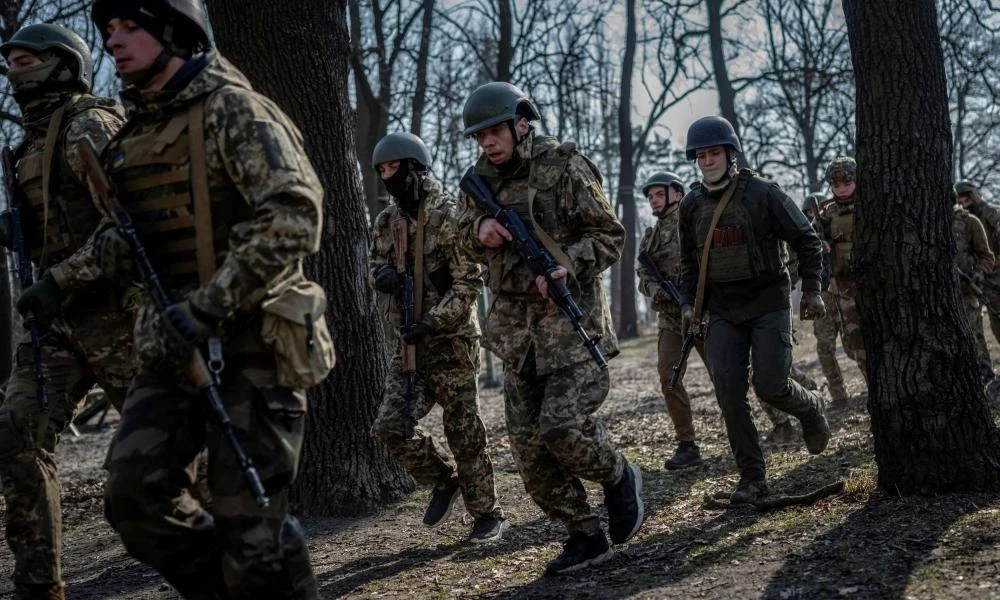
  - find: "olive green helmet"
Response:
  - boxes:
[954,181,978,195]
[641,172,683,196]
[824,156,857,183]
[91,0,212,57]
[1,23,93,91]
[462,82,541,137]
[801,192,826,212]
[685,116,742,160]
[372,132,432,170]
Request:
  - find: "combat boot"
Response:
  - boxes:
[828,382,849,411]
[730,479,769,504]
[14,583,64,600]
[664,442,703,470]
[799,394,831,455]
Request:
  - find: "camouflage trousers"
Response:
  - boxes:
[504,349,625,536]
[371,336,501,519]
[830,280,866,377]
[0,308,133,589]
[812,290,848,400]
[962,292,992,368]
[704,309,826,482]
[982,281,1000,350]
[104,348,317,600]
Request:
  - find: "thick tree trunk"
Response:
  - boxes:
[614,0,638,339]
[705,0,748,169]
[844,0,1000,492]
[409,0,434,137]
[207,0,413,515]
[348,2,389,225]
[496,0,513,81]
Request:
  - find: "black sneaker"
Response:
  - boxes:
[664,442,703,470]
[422,481,460,527]
[730,479,769,504]
[603,462,644,544]
[469,515,508,543]
[544,531,614,576]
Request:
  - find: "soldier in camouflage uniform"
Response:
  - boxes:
[957,181,1000,365]
[951,201,995,380]
[819,157,867,378]
[678,117,830,504]
[368,132,506,542]
[0,24,134,600]
[91,2,334,598]
[457,82,643,576]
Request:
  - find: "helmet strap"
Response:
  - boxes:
[120,48,173,88]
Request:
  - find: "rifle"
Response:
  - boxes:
[76,138,269,509]
[460,167,607,370]
[2,147,49,414]
[391,218,417,438]
[637,250,691,388]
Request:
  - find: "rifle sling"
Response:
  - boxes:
[693,177,741,322]
[38,102,68,267]
[526,186,577,281]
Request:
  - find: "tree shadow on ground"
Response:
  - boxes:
[62,539,174,600]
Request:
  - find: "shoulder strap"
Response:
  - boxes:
[414,201,426,318]
[526,186,577,280]
[188,98,216,283]
[38,102,69,266]
[693,176,742,321]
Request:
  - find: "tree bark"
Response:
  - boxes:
[705,0,747,169]
[348,2,389,224]
[207,0,413,515]
[614,0,638,339]
[844,0,1000,493]
[496,0,513,81]
[409,0,434,137]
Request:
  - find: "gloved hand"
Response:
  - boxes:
[403,318,435,343]
[95,225,136,283]
[159,299,217,351]
[680,304,694,338]
[373,264,399,294]
[0,211,12,249]
[15,273,63,333]
[800,291,826,320]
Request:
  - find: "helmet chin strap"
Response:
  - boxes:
[120,48,173,88]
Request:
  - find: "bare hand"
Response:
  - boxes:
[799,292,826,321]
[535,266,568,299]
[478,218,513,249]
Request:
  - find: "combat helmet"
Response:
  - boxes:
[1,23,94,92]
[824,156,857,183]
[685,116,742,160]
[372,132,432,171]
[954,181,978,196]
[641,172,684,196]
[91,0,212,58]
[462,82,540,137]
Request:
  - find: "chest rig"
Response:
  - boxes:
[826,201,855,279]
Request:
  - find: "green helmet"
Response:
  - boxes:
[91,0,212,57]
[825,156,857,183]
[685,116,742,160]
[641,172,683,196]
[462,82,541,137]
[954,181,978,195]
[372,132,431,170]
[1,23,93,91]
[801,192,826,212]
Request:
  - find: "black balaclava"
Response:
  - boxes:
[384,160,426,215]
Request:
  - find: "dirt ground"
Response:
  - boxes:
[3,320,1000,599]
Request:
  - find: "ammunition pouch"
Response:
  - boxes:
[261,280,336,390]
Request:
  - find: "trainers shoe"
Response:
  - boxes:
[799,395,831,455]
[730,479,769,504]
[422,480,460,527]
[603,462,644,544]
[664,442,703,470]
[544,531,614,576]
[469,515,508,543]
[765,420,796,445]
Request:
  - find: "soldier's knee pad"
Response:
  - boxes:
[0,406,28,461]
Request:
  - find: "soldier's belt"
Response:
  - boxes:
[495,291,552,302]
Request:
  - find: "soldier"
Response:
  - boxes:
[368,132,506,542]
[90,2,334,598]
[819,157,867,377]
[637,171,707,469]
[457,82,643,575]
[952,201,995,381]
[0,24,133,600]
[677,116,830,504]
[956,181,1000,355]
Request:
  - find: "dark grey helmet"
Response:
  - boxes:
[372,132,432,170]
[462,82,541,137]
[91,0,211,55]
[641,171,683,196]
[685,116,742,160]
[954,181,978,196]
[1,23,93,91]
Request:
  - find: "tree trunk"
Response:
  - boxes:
[207,0,413,515]
[348,2,389,225]
[844,0,1000,492]
[496,0,513,81]
[409,0,434,137]
[614,0,638,339]
[705,0,747,169]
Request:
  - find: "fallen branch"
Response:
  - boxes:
[703,480,846,511]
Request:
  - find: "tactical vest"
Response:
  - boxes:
[16,96,119,266]
[827,201,855,278]
[105,97,250,290]
[952,207,976,275]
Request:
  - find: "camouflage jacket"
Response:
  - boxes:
[457,132,623,374]
[369,176,482,341]
[967,200,1000,256]
[953,205,994,291]
[107,52,323,361]
[637,206,682,330]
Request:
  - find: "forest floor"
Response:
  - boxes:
[3,320,1000,599]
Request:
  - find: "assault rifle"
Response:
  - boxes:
[2,147,49,414]
[77,138,269,509]
[391,218,417,438]
[637,250,690,388]
[460,167,607,370]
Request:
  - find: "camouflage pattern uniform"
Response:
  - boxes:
[820,197,867,377]
[458,132,626,536]
[369,176,502,521]
[0,89,135,596]
[952,205,995,371]
[803,198,848,402]
[101,52,323,599]
[963,191,1000,348]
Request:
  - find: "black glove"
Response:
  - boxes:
[373,264,399,294]
[0,211,12,249]
[15,274,63,333]
[160,300,217,348]
[403,319,435,343]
